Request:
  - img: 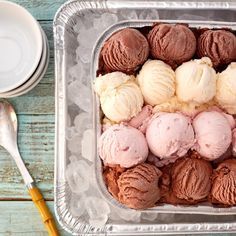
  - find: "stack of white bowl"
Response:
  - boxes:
[0,1,49,98]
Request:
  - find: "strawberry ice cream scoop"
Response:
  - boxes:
[233,129,236,155]
[192,111,232,161]
[99,124,148,168]
[146,113,195,159]
[128,105,153,133]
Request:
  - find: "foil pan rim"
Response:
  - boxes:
[54,0,236,234]
[54,0,236,27]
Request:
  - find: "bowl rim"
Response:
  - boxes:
[0,0,43,92]
[0,27,48,97]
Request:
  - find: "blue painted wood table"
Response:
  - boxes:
[0,1,232,235]
[0,1,69,235]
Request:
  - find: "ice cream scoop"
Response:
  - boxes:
[101,28,149,73]
[146,113,195,159]
[94,71,130,95]
[148,152,181,168]
[172,156,212,203]
[207,106,236,129]
[128,105,153,133]
[211,159,236,206]
[198,30,236,67]
[153,96,215,118]
[117,163,162,209]
[216,63,236,114]
[159,164,196,205]
[102,117,116,132]
[232,129,236,155]
[99,124,148,168]
[103,165,126,199]
[148,23,196,67]
[94,72,143,123]
[137,60,175,106]
[176,57,216,104]
[192,111,232,160]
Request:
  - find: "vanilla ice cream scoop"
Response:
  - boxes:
[146,113,195,159]
[94,72,143,123]
[176,57,216,104]
[137,60,175,106]
[94,71,130,95]
[192,111,232,161]
[153,96,215,118]
[216,63,236,114]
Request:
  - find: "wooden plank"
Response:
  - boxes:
[0,201,69,235]
[7,83,54,115]
[0,1,65,235]
[10,1,65,21]
[0,115,54,200]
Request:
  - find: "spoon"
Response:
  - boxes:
[0,100,59,236]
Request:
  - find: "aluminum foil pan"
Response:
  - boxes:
[54,0,236,235]
[93,19,236,215]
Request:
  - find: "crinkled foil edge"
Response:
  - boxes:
[54,0,236,235]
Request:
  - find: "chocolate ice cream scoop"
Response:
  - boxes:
[159,164,192,205]
[148,24,196,67]
[197,30,236,67]
[103,165,126,199]
[117,163,162,209]
[171,156,212,203]
[101,28,149,73]
[210,159,236,206]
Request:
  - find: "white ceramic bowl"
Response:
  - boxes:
[0,0,43,93]
[0,28,49,98]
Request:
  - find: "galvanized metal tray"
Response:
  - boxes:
[54,0,236,235]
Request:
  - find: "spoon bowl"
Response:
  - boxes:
[0,100,17,152]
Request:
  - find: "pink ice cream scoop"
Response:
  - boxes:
[146,113,195,159]
[192,111,232,161]
[99,124,148,168]
[128,105,153,133]
[231,129,236,155]
[207,106,236,129]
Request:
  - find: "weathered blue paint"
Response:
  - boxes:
[0,0,62,235]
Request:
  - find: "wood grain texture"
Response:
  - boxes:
[0,0,61,234]
[39,21,55,84]
[0,201,69,235]
[0,115,54,200]
[10,0,65,20]
[8,84,54,115]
